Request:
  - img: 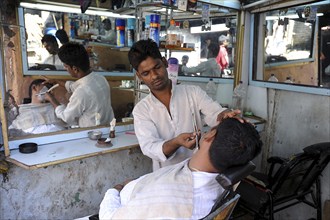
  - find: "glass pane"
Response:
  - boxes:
[252,1,330,88]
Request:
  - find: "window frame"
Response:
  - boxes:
[248,5,330,96]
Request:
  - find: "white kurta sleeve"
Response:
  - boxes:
[54,91,84,125]
[99,189,121,220]
[133,104,168,162]
[192,86,226,127]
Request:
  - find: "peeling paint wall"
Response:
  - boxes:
[0,147,152,219]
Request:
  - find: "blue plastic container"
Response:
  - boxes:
[149,14,160,46]
[126,18,136,47]
[116,19,125,47]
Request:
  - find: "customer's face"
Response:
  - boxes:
[43,41,58,55]
[136,56,170,91]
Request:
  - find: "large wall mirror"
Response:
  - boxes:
[251,0,330,88]
[3,0,239,144]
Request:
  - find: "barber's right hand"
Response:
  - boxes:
[176,132,198,150]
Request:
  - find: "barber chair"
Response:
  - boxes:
[202,161,256,220]
[235,142,329,220]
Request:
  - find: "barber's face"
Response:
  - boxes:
[136,57,171,91]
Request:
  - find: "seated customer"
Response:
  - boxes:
[9,79,66,136]
[181,42,221,77]
[99,118,262,219]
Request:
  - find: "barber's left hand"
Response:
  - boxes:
[216,109,246,124]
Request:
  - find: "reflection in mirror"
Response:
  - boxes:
[164,15,237,79]
[20,6,132,74]
[8,79,68,137]
[252,0,330,88]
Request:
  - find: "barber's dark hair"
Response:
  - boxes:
[209,118,262,170]
[128,39,162,71]
[41,34,58,44]
[58,42,90,72]
[207,42,220,58]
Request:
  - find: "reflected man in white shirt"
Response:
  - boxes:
[44,42,114,128]
[99,118,262,219]
[41,34,64,70]
[128,39,243,170]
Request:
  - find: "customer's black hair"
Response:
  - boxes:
[58,42,90,72]
[207,42,220,58]
[28,79,52,99]
[128,39,162,71]
[41,34,58,44]
[209,118,262,171]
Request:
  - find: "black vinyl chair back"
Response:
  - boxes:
[236,142,330,220]
[270,152,319,202]
[301,142,330,193]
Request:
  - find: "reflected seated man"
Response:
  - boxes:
[98,118,262,219]
[9,79,67,136]
[181,42,221,77]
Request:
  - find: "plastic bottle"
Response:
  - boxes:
[116,18,125,47]
[126,18,135,47]
[284,76,293,83]
[231,81,246,116]
[167,57,179,85]
[175,21,182,47]
[268,73,279,82]
[149,14,160,46]
[206,78,217,101]
[166,19,177,47]
[143,15,150,40]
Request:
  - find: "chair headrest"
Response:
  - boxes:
[216,161,256,190]
[303,142,330,155]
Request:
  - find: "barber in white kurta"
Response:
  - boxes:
[55,72,114,127]
[133,84,225,170]
[99,159,223,219]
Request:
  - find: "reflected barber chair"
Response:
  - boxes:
[235,142,330,220]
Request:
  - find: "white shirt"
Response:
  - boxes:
[9,103,66,134]
[99,171,222,219]
[55,72,114,127]
[133,84,225,170]
[182,58,221,77]
[43,54,65,70]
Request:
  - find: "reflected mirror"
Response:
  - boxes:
[252,0,330,88]
[164,3,238,79]
[20,6,133,74]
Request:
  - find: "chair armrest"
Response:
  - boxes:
[267,156,287,164]
[267,156,287,180]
